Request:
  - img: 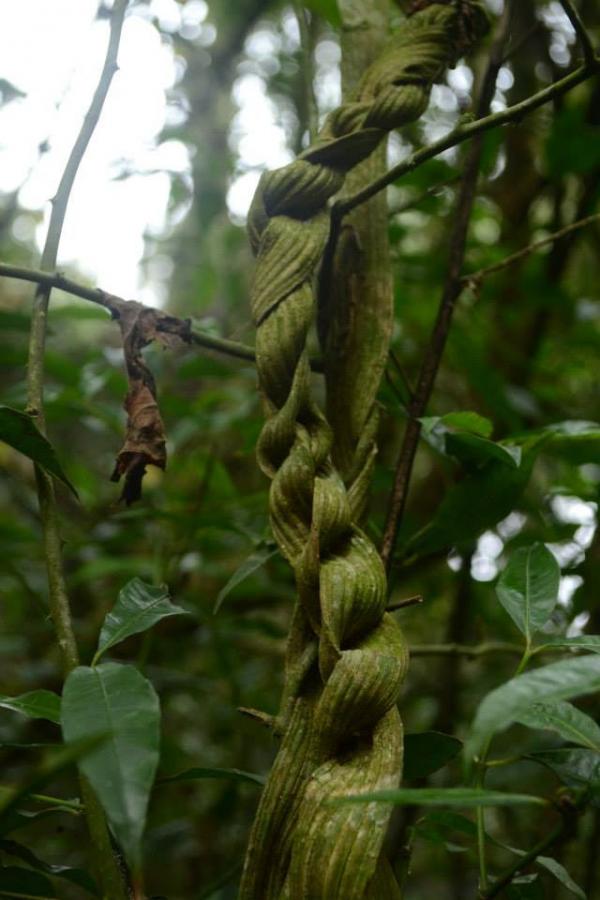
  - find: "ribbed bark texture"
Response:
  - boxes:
[240,4,487,897]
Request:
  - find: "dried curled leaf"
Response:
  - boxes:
[110,300,191,504]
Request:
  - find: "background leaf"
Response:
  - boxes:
[159,767,265,787]
[61,663,160,871]
[516,700,600,751]
[530,748,600,801]
[0,405,78,496]
[403,732,462,781]
[94,578,188,663]
[0,867,57,899]
[0,691,61,725]
[304,0,341,28]
[496,543,560,641]
[213,542,278,613]
[465,656,600,763]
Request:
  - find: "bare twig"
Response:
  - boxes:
[1,263,258,363]
[380,4,515,571]
[463,213,600,286]
[23,3,130,897]
[386,594,423,612]
[336,59,599,218]
[410,642,523,658]
[558,0,596,66]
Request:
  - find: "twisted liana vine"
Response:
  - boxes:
[240,4,487,897]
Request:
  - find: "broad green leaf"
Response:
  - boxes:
[537,635,600,654]
[496,544,560,641]
[0,691,61,725]
[420,411,492,455]
[159,766,265,787]
[93,578,188,664]
[334,788,546,807]
[214,542,279,613]
[405,452,537,560]
[0,867,57,898]
[516,700,600,751]
[305,0,341,27]
[465,656,600,763]
[0,839,98,896]
[0,405,78,497]
[445,432,521,469]
[530,748,600,798]
[61,663,160,872]
[403,732,462,781]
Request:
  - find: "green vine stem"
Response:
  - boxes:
[240,4,488,897]
[320,0,393,524]
[24,2,129,897]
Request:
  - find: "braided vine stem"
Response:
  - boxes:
[240,4,487,897]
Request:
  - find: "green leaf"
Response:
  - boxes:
[530,748,600,799]
[405,452,537,559]
[0,691,61,725]
[537,635,600,654]
[61,663,160,872]
[0,839,98,896]
[496,544,560,641]
[214,542,279,614]
[0,867,57,899]
[516,700,600,751]
[93,578,188,664]
[333,788,546,807]
[304,0,341,27]
[159,767,265,787]
[0,405,78,497]
[544,420,600,464]
[445,432,521,469]
[465,656,600,764]
[403,732,462,781]
[536,856,586,899]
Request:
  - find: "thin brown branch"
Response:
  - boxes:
[463,213,600,286]
[380,3,515,571]
[2,262,258,363]
[0,262,330,372]
[558,0,596,66]
[23,2,130,896]
[336,59,599,218]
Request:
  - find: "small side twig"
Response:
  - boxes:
[462,211,600,287]
[386,594,423,612]
[558,0,596,66]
